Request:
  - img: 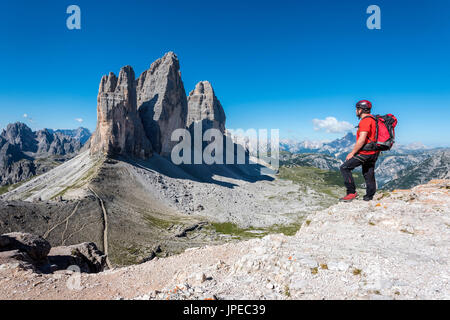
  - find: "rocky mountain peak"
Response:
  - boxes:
[91,52,229,159]
[187,81,226,133]
[147,51,179,76]
[55,127,91,145]
[330,132,355,146]
[116,66,135,95]
[99,72,118,93]
[344,131,356,139]
[136,52,188,155]
[90,65,153,159]
[1,122,37,153]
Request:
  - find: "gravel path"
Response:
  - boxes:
[88,187,112,269]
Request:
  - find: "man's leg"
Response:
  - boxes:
[340,157,363,195]
[362,156,377,199]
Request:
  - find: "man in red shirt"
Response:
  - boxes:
[339,100,379,202]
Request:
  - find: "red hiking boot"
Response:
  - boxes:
[339,192,358,202]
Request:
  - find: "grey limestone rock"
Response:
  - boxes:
[136,52,188,156]
[187,81,226,134]
[90,66,153,159]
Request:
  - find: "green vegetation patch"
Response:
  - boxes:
[210,222,258,239]
[284,285,291,297]
[0,185,9,195]
[265,222,302,236]
[278,166,365,187]
[209,220,303,240]
[111,244,144,266]
[352,268,362,276]
[142,213,180,230]
[277,165,366,203]
[0,177,33,195]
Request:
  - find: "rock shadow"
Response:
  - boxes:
[119,137,275,189]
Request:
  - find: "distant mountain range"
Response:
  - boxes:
[382,150,450,190]
[279,133,449,189]
[49,127,91,145]
[2,120,448,191]
[280,152,342,171]
[281,133,438,160]
[280,133,355,158]
[0,122,90,186]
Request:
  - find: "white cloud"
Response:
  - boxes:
[312,117,354,133]
[75,118,84,123]
[23,113,34,123]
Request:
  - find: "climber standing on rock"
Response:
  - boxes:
[340,100,380,202]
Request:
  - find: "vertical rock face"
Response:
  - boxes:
[136,52,188,156]
[2,123,37,153]
[187,81,226,133]
[90,52,227,159]
[90,66,152,159]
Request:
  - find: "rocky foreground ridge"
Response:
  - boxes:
[0,180,448,300]
[0,232,106,274]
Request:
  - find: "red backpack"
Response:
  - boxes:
[361,114,398,151]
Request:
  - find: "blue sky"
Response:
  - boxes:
[0,0,449,146]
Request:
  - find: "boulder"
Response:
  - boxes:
[0,235,11,247]
[0,249,34,270]
[0,232,50,261]
[48,242,107,273]
[0,233,107,274]
[137,52,188,156]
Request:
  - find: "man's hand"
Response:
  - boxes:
[346,131,368,161]
[346,152,355,161]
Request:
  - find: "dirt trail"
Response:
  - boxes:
[43,202,80,241]
[88,187,112,269]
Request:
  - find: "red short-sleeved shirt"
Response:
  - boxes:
[357,116,378,155]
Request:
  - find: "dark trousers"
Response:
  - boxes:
[340,153,379,197]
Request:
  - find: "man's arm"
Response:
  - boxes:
[346,131,368,161]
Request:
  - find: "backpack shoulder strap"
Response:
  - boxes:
[360,115,378,144]
[358,115,376,127]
